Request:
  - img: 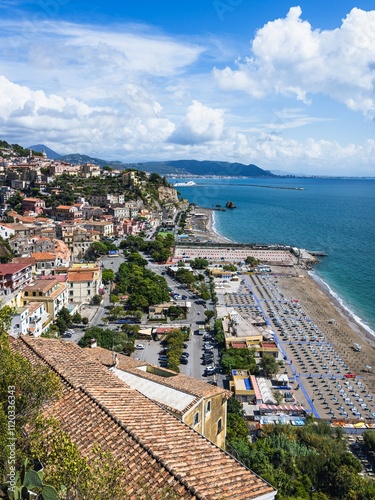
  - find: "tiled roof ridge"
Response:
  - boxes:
[82,384,264,499]
[15,338,206,498]
[18,336,77,389]
[77,385,203,498]
[92,347,230,399]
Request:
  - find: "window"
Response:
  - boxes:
[193,412,199,426]
[206,401,211,414]
[70,291,74,296]
[217,418,223,434]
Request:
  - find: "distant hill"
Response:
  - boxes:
[46,155,275,177]
[59,153,112,166]
[28,144,62,159]
[21,142,276,177]
[132,160,275,177]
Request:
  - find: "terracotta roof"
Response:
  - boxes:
[27,301,44,314]
[0,261,32,275]
[31,252,56,261]
[90,347,231,400]
[23,279,58,293]
[11,337,276,500]
[67,271,94,282]
[13,257,35,267]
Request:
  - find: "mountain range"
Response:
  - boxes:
[29,144,276,177]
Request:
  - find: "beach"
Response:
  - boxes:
[187,207,375,421]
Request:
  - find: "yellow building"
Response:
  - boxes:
[22,278,68,320]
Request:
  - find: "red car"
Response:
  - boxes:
[345,373,356,378]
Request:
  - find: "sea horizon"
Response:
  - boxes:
[171,176,375,338]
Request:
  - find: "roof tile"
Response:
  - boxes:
[11,337,276,500]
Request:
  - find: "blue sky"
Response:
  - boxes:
[0,0,375,175]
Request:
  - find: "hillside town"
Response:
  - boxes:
[2,144,375,499]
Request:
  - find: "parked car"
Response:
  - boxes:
[135,344,145,349]
[180,357,188,365]
[204,366,216,375]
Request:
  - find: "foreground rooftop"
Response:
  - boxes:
[11,337,277,500]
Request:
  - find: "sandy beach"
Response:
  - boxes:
[191,207,231,243]
[188,207,375,421]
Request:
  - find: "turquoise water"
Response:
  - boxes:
[170,177,375,335]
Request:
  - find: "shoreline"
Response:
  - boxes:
[195,205,375,354]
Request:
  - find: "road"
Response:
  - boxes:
[68,243,221,384]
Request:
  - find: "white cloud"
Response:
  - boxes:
[168,100,224,145]
[0,13,374,175]
[0,19,204,80]
[0,75,175,155]
[214,7,375,117]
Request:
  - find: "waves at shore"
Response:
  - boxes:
[309,270,375,339]
[210,210,233,243]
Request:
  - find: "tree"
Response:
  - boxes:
[110,305,125,319]
[168,306,185,319]
[71,312,82,324]
[204,310,215,322]
[90,241,108,255]
[226,413,249,444]
[78,326,135,354]
[0,323,61,479]
[102,268,115,284]
[127,252,148,267]
[273,391,283,405]
[91,294,102,306]
[28,417,128,499]
[227,396,245,417]
[364,430,375,453]
[175,268,195,285]
[260,354,280,378]
[55,307,72,335]
[221,348,258,374]
[190,258,208,269]
[223,264,237,272]
[245,256,260,267]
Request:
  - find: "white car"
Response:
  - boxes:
[135,344,145,350]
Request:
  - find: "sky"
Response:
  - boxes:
[0,0,375,176]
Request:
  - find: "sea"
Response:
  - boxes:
[168,177,375,337]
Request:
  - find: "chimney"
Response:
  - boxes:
[89,338,97,348]
[112,352,118,368]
